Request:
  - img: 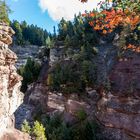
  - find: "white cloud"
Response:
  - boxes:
[38,0,100,21]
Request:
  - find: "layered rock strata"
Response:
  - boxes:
[0,23,30,139]
[96,54,140,140]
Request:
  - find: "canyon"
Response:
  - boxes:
[0,22,140,140]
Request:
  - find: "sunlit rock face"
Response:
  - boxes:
[1,129,31,140]
[11,45,42,68]
[0,23,26,139]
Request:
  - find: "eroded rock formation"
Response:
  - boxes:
[0,22,30,140]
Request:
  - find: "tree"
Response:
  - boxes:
[22,120,47,140]
[64,34,71,47]
[0,0,11,24]
[18,58,41,92]
[10,20,49,46]
[11,20,23,45]
[81,0,140,52]
[82,0,140,34]
[58,18,68,40]
[46,36,54,48]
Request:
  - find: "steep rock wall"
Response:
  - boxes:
[24,38,140,140]
[0,23,30,139]
[96,53,140,140]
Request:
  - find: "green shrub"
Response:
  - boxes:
[71,121,100,140]
[32,121,47,140]
[75,109,87,121]
[26,114,102,140]
[48,59,96,94]
[22,120,47,140]
[44,114,71,140]
[21,120,31,134]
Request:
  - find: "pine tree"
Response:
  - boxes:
[0,0,11,24]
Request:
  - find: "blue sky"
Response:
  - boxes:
[7,0,100,33]
[7,0,58,33]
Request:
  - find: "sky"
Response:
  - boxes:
[7,0,100,33]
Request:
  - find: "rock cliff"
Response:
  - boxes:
[25,42,140,140]
[0,22,30,140]
[11,45,44,68]
[96,53,140,140]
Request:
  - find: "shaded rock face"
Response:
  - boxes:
[14,83,48,129]
[110,54,140,96]
[14,104,34,130]
[96,53,140,140]
[0,23,25,138]
[95,43,118,86]
[96,93,140,140]
[50,46,67,66]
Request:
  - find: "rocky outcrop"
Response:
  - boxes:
[25,84,98,125]
[0,23,30,139]
[96,93,140,140]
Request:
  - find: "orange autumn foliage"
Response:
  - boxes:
[85,8,140,34]
[81,0,140,34]
[124,44,140,53]
[80,0,140,53]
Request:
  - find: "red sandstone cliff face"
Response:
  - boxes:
[110,54,140,96]
[96,53,140,140]
[0,23,30,140]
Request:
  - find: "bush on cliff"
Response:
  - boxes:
[32,121,46,140]
[22,120,47,140]
[42,114,100,140]
[47,58,96,94]
[21,120,31,134]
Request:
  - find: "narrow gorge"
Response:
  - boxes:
[0,0,140,139]
[0,22,140,140]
